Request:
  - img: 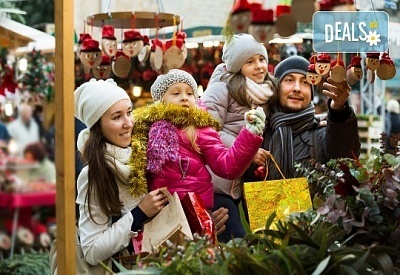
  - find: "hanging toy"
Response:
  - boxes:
[149,39,164,71]
[76,33,92,59]
[330,59,346,83]
[92,55,111,80]
[0,61,18,98]
[377,52,396,80]
[315,53,331,75]
[177,31,188,60]
[306,64,322,85]
[346,56,363,85]
[112,51,131,78]
[229,0,252,34]
[309,54,317,64]
[101,25,118,57]
[138,35,151,62]
[164,32,187,70]
[249,5,276,44]
[366,52,380,83]
[275,5,297,37]
[122,30,144,58]
[291,0,315,24]
[79,38,102,72]
[366,52,381,71]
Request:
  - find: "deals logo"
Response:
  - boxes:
[313,11,389,53]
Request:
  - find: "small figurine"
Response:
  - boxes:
[229,0,252,34]
[79,39,102,71]
[330,59,346,83]
[315,53,331,76]
[92,55,112,80]
[164,32,186,70]
[346,56,363,85]
[112,51,131,78]
[306,64,322,85]
[76,33,92,59]
[377,52,396,80]
[122,30,144,58]
[249,6,275,44]
[138,35,151,62]
[101,25,117,57]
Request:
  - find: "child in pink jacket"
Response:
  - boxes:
[129,69,265,210]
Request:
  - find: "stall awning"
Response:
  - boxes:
[0,17,55,54]
[0,17,34,48]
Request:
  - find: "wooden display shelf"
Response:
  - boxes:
[86,11,180,29]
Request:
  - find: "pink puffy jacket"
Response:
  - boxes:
[147,126,262,210]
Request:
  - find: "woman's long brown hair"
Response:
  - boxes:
[81,121,124,224]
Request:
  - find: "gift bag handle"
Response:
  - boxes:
[264,154,287,182]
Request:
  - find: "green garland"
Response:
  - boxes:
[128,103,221,196]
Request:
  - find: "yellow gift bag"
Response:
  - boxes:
[244,155,312,232]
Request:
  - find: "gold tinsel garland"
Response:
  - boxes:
[128,103,221,197]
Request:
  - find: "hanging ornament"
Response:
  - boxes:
[177,31,188,59]
[377,52,396,80]
[149,39,164,71]
[138,35,151,62]
[122,30,144,58]
[101,25,118,57]
[315,53,331,75]
[79,39,102,71]
[0,62,18,98]
[309,54,317,64]
[291,0,315,23]
[112,51,131,78]
[76,33,92,59]
[92,55,111,80]
[365,52,381,71]
[275,5,297,37]
[346,56,363,85]
[164,32,187,70]
[366,52,380,84]
[249,6,276,44]
[330,58,346,83]
[306,64,322,85]
[229,0,252,34]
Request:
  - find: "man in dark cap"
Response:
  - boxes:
[246,55,361,180]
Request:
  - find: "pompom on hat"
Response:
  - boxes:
[222,33,268,73]
[150,69,198,103]
[74,78,130,129]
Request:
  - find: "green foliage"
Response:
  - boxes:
[109,136,400,274]
[0,1,26,23]
[0,252,50,274]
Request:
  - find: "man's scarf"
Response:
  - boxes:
[268,103,315,179]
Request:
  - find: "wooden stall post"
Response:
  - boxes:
[54,0,76,274]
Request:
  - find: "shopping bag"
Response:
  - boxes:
[141,189,193,253]
[181,192,216,244]
[244,155,312,231]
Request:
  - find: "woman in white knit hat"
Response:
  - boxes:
[73,79,168,273]
[201,33,276,242]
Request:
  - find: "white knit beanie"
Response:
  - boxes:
[150,69,198,102]
[222,33,268,73]
[74,78,130,129]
